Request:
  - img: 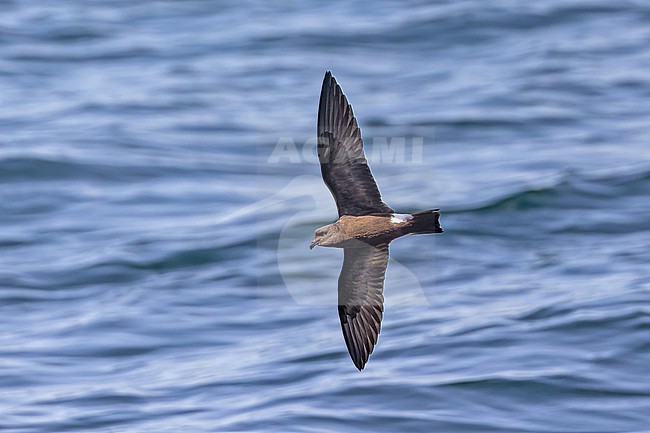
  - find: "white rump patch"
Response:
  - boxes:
[390,213,413,224]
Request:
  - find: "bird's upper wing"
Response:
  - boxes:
[318,71,393,217]
[338,241,389,370]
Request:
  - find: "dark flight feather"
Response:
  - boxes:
[318,71,394,217]
[337,241,389,370]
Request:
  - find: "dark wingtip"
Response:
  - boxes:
[323,71,336,85]
[342,327,372,371]
[350,354,366,371]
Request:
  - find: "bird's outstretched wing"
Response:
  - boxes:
[338,241,389,370]
[318,71,393,217]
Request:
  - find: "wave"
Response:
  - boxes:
[447,167,650,215]
[0,156,158,182]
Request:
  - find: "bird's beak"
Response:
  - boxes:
[309,240,318,250]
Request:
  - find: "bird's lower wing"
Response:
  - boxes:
[337,241,389,370]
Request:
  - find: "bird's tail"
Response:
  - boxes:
[407,209,443,235]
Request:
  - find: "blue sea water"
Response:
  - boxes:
[1,1,650,432]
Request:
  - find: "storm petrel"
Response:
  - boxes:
[310,71,443,370]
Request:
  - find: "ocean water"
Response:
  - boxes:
[1,1,650,432]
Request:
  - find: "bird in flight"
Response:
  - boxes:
[310,71,443,370]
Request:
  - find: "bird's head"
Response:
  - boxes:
[310,225,334,249]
